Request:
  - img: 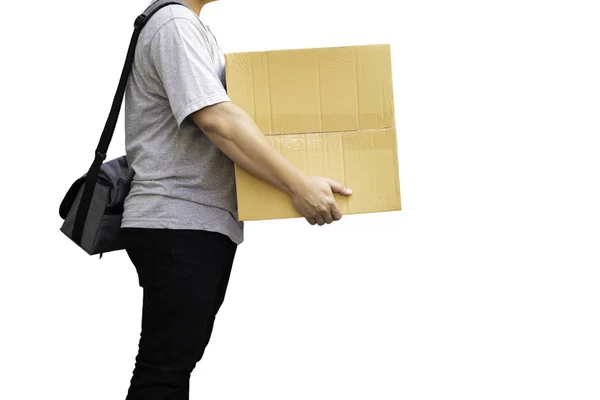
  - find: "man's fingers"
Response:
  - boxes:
[314,215,326,226]
[331,203,343,221]
[324,178,353,196]
[323,211,334,224]
[306,217,317,225]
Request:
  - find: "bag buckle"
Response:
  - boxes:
[134,15,147,29]
[95,151,106,162]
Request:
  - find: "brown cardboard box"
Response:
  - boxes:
[225,44,401,221]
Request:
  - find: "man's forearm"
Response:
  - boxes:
[195,102,306,195]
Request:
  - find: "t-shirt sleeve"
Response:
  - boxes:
[149,18,230,129]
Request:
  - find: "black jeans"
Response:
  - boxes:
[121,227,237,400]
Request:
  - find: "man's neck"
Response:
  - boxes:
[184,0,207,16]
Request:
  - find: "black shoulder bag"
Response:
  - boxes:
[58,0,190,258]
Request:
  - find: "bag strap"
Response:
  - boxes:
[72,0,190,246]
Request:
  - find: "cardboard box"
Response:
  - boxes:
[225,44,401,221]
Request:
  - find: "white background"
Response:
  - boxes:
[1,0,599,399]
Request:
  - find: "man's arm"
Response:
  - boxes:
[146,17,350,225]
[189,101,353,225]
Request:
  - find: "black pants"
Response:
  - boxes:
[121,227,237,400]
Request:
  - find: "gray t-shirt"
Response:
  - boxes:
[121,1,244,244]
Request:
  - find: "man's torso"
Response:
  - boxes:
[121,1,243,244]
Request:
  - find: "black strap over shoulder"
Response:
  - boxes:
[134,0,191,29]
[72,0,190,245]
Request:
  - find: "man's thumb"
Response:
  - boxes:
[325,178,353,196]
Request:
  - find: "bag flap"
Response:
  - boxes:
[59,176,86,220]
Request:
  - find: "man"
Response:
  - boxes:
[120,0,352,398]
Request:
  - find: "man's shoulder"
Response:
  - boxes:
[142,4,202,38]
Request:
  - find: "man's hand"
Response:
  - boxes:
[290,176,353,225]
